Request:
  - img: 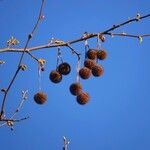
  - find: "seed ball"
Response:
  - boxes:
[86,49,97,60]
[92,64,103,77]
[97,50,107,60]
[69,82,82,96]
[79,67,91,79]
[49,70,62,83]
[84,59,96,69]
[76,91,89,105]
[34,92,47,104]
[58,62,71,75]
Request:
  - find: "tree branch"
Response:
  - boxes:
[0,14,149,53]
[0,0,45,118]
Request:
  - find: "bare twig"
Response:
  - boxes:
[0,9,149,130]
[0,0,45,118]
[63,136,70,150]
[105,33,150,38]
[0,90,28,128]
[10,90,28,119]
[0,14,149,54]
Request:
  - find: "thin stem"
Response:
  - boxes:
[106,33,150,38]
[66,44,81,59]
[102,14,150,34]
[0,116,29,122]
[0,67,20,117]
[0,13,149,53]
[0,0,45,117]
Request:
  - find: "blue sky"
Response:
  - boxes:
[0,0,150,150]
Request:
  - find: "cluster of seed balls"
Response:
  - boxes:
[34,62,71,104]
[34,49,107,105]
[69,49,107,105]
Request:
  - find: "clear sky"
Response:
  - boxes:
[0,0,150,150]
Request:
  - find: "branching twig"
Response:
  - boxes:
[0,90,29,129]
[0,14,149,54]
[63,136,70,150]
[106,32,150,38]
[0,0,45,118]
[0,3,149,131]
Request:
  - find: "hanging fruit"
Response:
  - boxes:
[92,64,103,77]
[69,82,82,96]
[49,70,62,83]
[79,67,91,79]
[97,50,107,60]
[86,49,97,60]
[76,91,89,105]
[58,62,71,75]
[34,92,47,104]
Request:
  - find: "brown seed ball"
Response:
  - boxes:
[58,62,71,75]
[79,67,91,79]
[86,49,97,60]
[92,64,104,77]
[49,70,62,83]
[69,82,82,96]
[97,50,107,60]
[76,91,89,105]
[84,59,96,69]
[34,92,47,104]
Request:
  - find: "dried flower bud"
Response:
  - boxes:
[1,88,6,93]
[38,58,46,66]
[0,60,5,65]
[19,64,27,71]
[7,36,19,47]
[7,120,14,127]
[99,34,105,42]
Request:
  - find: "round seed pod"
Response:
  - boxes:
[97,50,107,60]
[79,67,91,79]
[86,49,97,60]
[58,62,71,75]
[49,70,62,83]
[92,64,103,77]
[76,91,89,105]
[69,82,82,96]
[34,92,47,104]
[84,59,96,69]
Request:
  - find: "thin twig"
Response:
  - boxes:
[10,90,28,119]
[0,91,28,128]
[63,136,70,150]
[0,14,149,53]
[106,33,150,38]
[0,0,45,117]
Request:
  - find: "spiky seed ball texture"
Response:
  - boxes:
[97,50,107,60]
[76,91,89,105]
[84,59,96,69]
[49,70,62,83]
[58,62,71,75]
[92,64,103,77]
[86,49,97,60]
[69,82,82,96]
[34,92,47,104]
[79,67,91,79]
